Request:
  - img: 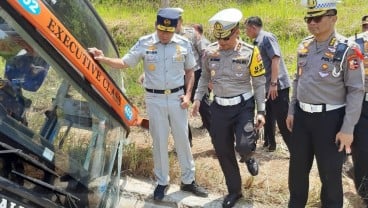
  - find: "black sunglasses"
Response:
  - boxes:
[304,14,334,24]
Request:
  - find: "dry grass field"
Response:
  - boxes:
[123,110,365,208]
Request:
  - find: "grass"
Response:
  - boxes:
[92,0,368,206]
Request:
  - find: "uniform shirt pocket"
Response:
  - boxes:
[231,58,248,78]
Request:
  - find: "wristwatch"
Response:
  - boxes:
[270,81,277,87]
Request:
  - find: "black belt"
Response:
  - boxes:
[145,86,184,94]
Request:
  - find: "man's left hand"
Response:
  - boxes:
[335,131,353,154]
[255,114,265,130]
[180,94,191,109]
[267,85,278,100]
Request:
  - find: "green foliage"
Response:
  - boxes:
[93,0,367,97]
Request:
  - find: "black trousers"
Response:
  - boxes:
[265,88,291,149]
[288,104,345,208]
[352,100,368,205]
[210,97,256,194]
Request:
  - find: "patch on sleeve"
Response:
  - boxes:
[347,54,360,70]
[249,46,265,77]
[352,46,364,60]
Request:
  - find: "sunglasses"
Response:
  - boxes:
[304,14,334,24]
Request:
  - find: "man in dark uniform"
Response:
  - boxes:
[192,8,266,208]
[286,0,365,207]
[349,16,368,206]
[244,16,291,152]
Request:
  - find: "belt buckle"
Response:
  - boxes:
[164,89,171,95]
[311,105,317,112]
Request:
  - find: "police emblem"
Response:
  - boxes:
[214,22,223,30]
[163,19,171,26]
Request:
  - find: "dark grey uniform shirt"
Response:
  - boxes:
[254,29,290,91]
[288,32,365,134]
[180,26,208,71]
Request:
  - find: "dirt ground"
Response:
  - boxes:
[127,114,365,207]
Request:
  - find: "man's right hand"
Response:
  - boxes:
[191,100,201,117]
[87,47,104,60]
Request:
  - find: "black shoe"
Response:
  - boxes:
[246,158,259,176]
[263,140,269,147]
[180,181,208,197]
[268,143,276,152]
[153,184,168,201]
[222,193,242,208]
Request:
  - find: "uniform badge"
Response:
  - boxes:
[163,19,171,27]
[298,48,308,54]
[328,47,336,53]
[329,37,336,47]
[319,71,329,78]
[321,64,329,70]
[324,52,334,59]
[148,45,156,50]
[211,70,216,77]
[235,66,243,77]
[348,56,359,70]
[148,64,155,71]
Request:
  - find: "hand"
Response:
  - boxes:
[88,47,105,61]
[335,132,353,154]
[179,94,191,109]
[191,100,200,116]
[286,115,294,132]
[208,82,213,90]
[137,73,145,85]
[255,114,265,130]
[267,85,278,100]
